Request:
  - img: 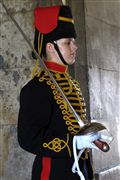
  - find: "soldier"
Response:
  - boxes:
[18,5,100,180]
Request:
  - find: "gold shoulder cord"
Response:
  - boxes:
[32,33,43,78]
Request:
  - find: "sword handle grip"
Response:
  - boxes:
[93,140,110,152]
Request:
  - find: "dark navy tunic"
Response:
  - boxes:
[18,61,94,180]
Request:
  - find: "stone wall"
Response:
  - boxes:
[0,0,36,179]
[84,0,120,179]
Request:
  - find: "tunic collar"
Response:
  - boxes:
[44,61,68,73]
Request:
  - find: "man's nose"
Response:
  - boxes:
[72,41,78,51]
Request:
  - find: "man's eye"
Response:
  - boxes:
[66,41,71,45]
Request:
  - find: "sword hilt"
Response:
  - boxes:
[93,139,110,152]
[77,122,111,152]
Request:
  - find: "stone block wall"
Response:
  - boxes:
[84,0,120,179]
[0,0,35,179]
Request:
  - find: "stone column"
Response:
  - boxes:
[84,0,120,179]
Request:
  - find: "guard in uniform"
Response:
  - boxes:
[18,5,98,180]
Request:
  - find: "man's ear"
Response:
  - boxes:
[46,42,55,53]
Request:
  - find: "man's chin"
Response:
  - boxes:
[69,59,76,65]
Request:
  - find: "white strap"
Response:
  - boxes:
[72,136,85,180]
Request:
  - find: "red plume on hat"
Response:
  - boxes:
[35,6,60,34]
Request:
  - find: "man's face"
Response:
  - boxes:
[55,38,78,65]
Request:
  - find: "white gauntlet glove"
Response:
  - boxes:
[72,132,101,180]
[72,132,111,180]
[75,132,101,150]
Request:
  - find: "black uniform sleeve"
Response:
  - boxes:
[17,79,52,155]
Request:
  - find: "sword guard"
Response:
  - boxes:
[77,122,110,152]
[78,122,106,135]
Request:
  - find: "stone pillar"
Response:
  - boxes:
[84,0,120,179]
[67,0,91,119]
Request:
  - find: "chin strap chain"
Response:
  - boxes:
[72,136,85,180]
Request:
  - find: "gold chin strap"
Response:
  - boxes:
[32,33,43,78]
[59,16,74,24]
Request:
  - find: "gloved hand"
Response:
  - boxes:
[75,132,101,150]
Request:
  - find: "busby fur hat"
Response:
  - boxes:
[33,5,76,58]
